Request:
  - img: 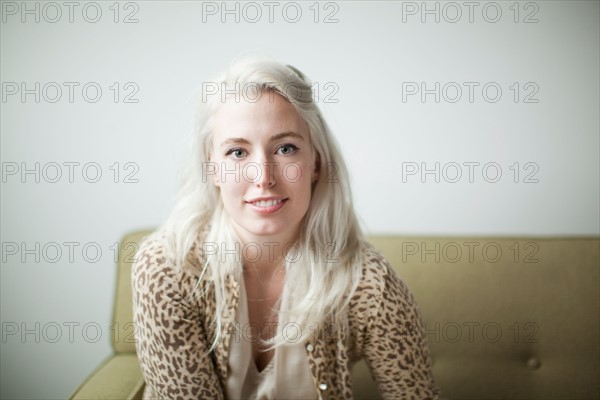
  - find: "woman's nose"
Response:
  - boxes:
[251,154,276,188]
[255,162,275,188]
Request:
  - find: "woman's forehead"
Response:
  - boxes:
[211,92,310,142]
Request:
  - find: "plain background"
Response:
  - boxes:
[1,1,599,398]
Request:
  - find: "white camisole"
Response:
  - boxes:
[225,275,318,400]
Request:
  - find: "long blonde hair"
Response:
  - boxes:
[161,55,364,350]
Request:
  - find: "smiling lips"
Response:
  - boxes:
[246,197,288,214]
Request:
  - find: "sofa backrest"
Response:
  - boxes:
[112,231,600,399]
[365,236,599,399]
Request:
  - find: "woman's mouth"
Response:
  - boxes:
[246,198,288,214]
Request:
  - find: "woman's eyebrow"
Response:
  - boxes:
[220,138,250,148]
[270,131,305,142]
[220,132,305,148]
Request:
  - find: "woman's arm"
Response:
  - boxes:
[131,235,224,399]
[362,249,441,399]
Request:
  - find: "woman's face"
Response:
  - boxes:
[210,90,318,245]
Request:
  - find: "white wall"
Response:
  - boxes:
[1,1,598,398]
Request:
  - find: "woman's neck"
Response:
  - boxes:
[231,224,301,274]
[239,238,292,275]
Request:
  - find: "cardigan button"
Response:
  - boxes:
[306,344,314,352]
[318,383,327,391]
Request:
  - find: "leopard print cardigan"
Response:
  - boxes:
[131,230,441,399]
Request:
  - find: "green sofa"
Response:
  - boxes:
[70,230,600,399]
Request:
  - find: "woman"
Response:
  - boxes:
[132,56,440,399]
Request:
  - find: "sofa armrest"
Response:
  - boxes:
[70,354,145,400]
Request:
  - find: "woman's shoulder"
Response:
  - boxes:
[347,241,422,352]
[131,228,208,291]
[356,241,401,287]
[133,229,173,265]
[131,230,178,286]
[351,240,416,311]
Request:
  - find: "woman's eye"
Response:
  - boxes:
[226,148,247,159]
[277,144,298,155]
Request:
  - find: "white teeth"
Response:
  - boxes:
[253,199,282,207]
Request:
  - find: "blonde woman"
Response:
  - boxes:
[132,56,440,399]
